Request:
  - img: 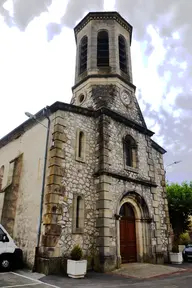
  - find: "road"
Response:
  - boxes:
[1,268,192,288]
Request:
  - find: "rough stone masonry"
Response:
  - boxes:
[36,12,171,274]
[0,11,171,274]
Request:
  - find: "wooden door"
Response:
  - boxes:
[120,203,137,263]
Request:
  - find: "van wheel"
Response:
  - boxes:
[0,258,11,271]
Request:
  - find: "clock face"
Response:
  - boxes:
[121,90,131,106]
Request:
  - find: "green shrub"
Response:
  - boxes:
[70,245,83,261]
[172,244,179,253]
[179,232,190,245]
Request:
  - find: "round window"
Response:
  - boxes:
[78,94,85,104]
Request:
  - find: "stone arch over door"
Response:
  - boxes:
[116,191,152,265]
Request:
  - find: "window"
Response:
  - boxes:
[0,165,4,191]
[76,196,81,228]
[119,35,127,73]
[73,195,84,233]
[79,36,88,74]
[97,31,109,67]
[76,130,86,162]
[123,135,137,168]
[0,230,4,242]
[120,203,135,218]
[78,132,84,158]
[78,94,85,104]
[0,227,8,242]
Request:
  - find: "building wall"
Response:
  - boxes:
[107,116,149,178]
[151,146,171,255]
[56,111,98,256]
[92,114,170,268]
[0,120,48,267]
[38,110,99,272]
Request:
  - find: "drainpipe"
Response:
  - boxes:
[33,107,50,272]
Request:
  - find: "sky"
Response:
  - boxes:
[0,0,191,183]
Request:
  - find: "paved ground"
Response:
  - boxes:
[40,270,192,288]
[1,263,192,288]
[110,263,187,278]
[0,272,59,288]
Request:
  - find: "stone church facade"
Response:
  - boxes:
[0,12,171,274]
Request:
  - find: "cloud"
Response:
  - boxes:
[60,0,104,28]
[175,93,192,110]
[8,0,52,30]
[46,22,61,41]
[0,0,104,39]
[112,0,192,182]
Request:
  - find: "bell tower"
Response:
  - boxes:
[71,11,146,127]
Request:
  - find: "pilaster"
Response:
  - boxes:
[1,154,23,237]
[95,115,115,271]
[36,112,67,275]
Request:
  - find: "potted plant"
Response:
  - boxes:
[169,244,183,264]
[67,245,87,278]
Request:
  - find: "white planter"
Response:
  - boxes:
[169,252,183,264]
[67,259,87,278]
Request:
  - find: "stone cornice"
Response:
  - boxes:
[98,107,153,136]
[0,101,166,154]
[151,139,166,154]
[94,170,158,188]
[74,12,133,44]
[72,74,136,92]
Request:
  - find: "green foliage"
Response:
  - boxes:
[70,245,83,261]
[166,181,192,237]
[179,232,191,245]
[172,244,179,253]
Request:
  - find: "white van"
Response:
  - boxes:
[0,224,23,271]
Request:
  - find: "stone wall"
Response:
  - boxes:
[72,80,145,127]
[0,102,170,273]
[38,110,99,274]
[93,115,170,268]
[151,147,171,258]
[58,111,98,258]
[107,115,149,179]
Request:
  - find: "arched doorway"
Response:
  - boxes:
[120,203,137,263]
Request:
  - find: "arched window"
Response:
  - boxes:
[123,135,137,168]
[76,130,86,162]
[120,203,135,219]
[119,35,127,73]
[0,165,4,191]
[79,36,88,74]
[97,31,109,67]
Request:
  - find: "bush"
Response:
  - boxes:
[70,245,83,261]
[172,244,179,253]
[179,232,190,245]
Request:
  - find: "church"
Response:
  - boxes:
[0,12,171,274]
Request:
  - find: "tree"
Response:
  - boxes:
[166,181,192,238]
